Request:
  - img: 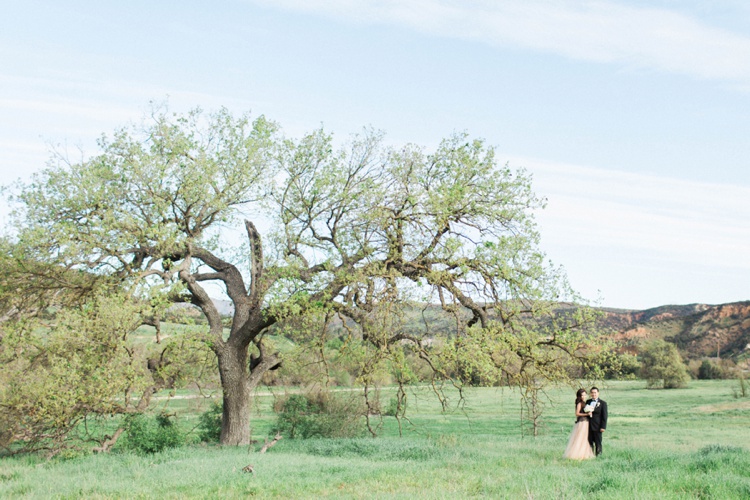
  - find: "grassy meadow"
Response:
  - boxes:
[1,380,749,498]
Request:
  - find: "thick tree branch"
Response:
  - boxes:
[194,272,226,282]
[245,220,264,302]
[415,223,450,261]
[247,344,281,389]
[177,256,225,348]
[189,245,247,301]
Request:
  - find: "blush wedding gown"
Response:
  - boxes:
[563,405,595,460]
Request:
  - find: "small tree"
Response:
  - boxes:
[639,339,689,389]
[0,292,213,456]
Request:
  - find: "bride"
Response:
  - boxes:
[563,388,595,460]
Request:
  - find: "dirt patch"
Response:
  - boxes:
[695,400,750,413]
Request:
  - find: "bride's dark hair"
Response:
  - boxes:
[575,388,587,407]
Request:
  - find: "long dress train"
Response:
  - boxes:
[563,417,595,460]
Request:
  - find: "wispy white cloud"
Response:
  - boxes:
[0,71,264,179]
[253,0,750,85]
[516,156,750,271]
[0,98,136,124]
[0,73,260,120]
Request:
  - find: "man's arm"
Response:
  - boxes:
[600,401,608,431]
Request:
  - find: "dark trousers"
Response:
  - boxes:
[588,430,603,455]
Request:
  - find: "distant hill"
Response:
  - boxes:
[324,300,750,361]
[598,301,750,360]
[381,300,750,361]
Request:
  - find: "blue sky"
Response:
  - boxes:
[2,0,749,309]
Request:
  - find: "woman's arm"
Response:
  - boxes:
[574,402,592,417]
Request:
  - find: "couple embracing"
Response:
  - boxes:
[563,387,608,460]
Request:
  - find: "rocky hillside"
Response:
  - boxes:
[599,301,750,360]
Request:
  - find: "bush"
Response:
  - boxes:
[275,394,309,439]
[124,413,183,454]
[698,360,723,380]
[615,352,641,379]
[639,339,690,389]
[383,394,408,417]
[275,390,364,439]
[581,351,640,380]
[196,401,223,443]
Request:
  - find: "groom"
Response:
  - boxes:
[587,387,608,456]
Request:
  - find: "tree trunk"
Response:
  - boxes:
[217,340,281,445]
[218,346,251,446]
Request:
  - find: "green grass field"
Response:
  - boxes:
[1,380,749,498]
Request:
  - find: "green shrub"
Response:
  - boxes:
[197,401,223,443]
[613,352,641,379]
[275,390,364,439]
[383,394,408,417]
[639,339,690,389]
[581,351,640,380]
[326,337,344,350]
[697,360,723,380]
[124,413,183,454]
[275,394,309,439]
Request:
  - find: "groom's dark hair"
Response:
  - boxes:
[590,386,599,392]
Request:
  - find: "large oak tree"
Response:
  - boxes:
[7,107,598,446]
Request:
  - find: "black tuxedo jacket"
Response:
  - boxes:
[586,398,607,431]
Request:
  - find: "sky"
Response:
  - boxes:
[1,0,749,310]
